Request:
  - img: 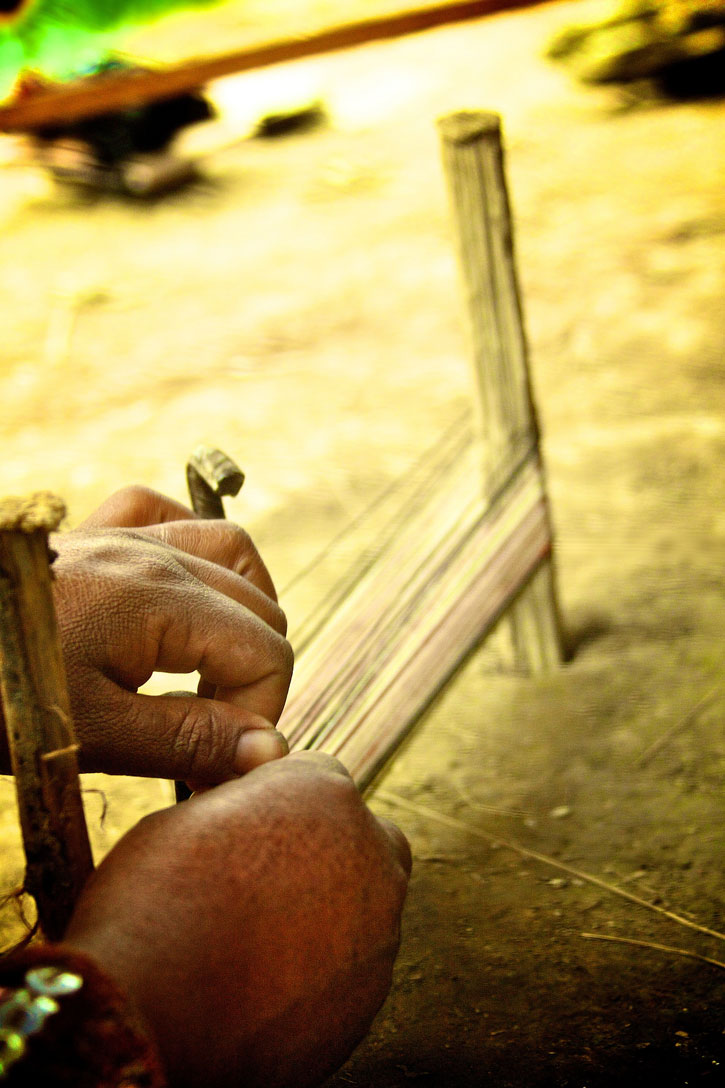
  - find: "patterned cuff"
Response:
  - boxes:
[0,943,167,1087]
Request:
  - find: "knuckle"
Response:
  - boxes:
[319,764,361,806]
[272,602,288,638]
[289,750,351,778]
[131,539,183,587]
[222,522,255,565]
[221,523,277,598]
[109,485,160,523]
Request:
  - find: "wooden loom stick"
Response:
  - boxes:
[278,114,566,785]
[338,496,550,782]
[289,413,475,654]
[0,492,93,941]
[0,0,544,133]
[281,443,551,789]
[186,446,244,521]
[438,110,564,673]
[288,442,483,706]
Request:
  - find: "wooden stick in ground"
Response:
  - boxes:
[186,446,244,521]
[0,493,94,941]
[172,448,245,802]
[438,110,564,673]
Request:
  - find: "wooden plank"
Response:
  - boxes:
[438,110,564,672]
[0,0,545,132]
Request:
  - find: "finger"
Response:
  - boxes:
[88,685,289,782]
[181,713,290,796]
[162,547,287,636]
[142,519,279,602]
[80,487,195,529]
[236,749,353,789]
[82,527,286,637]
[281,750,354,779]
[108,586,293,724]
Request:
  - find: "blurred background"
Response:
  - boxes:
[1,1,724,1084]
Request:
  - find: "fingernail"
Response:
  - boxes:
[234,729,288,774]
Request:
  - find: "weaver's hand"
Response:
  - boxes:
[65,752,412,1088]
[0,486,293,783]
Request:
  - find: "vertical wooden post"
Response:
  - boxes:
[0,493,94,940]
[438,110,564,673]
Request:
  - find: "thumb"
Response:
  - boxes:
[94,687,288,782]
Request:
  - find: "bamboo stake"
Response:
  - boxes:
[438,110,564,673]
[281,450,551,788]
[171,447,245,803]
[186,446,244,521]
[0,492,93,941]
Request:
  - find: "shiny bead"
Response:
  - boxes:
[24,995,59,1034]
[0,992,58,1036]
[0,992,31,1032]
[25,967,83,998]
[0,1028,26,1076]
[0,967,83,1078]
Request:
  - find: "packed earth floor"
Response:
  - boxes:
[1,2,724,1085]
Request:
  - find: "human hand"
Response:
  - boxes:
[64,751,412,1088]
[0,486,293,783]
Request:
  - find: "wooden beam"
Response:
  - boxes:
[0,0,544,132]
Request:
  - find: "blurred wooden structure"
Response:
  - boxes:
[281,111,564,790]
[0,0,542,132]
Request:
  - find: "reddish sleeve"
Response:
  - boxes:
[0,942,167,1087]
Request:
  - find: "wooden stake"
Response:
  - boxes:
[186,446,244,521]
[438,110,564,672]
[171,448,245,803]
[0,493,93,941]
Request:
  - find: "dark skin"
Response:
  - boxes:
[65,751,411,1088]
[0,486,293,782]
[2,486,411,1086]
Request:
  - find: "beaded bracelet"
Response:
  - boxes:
[0,966,83,1079]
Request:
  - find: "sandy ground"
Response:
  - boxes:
[1,1,724,1084]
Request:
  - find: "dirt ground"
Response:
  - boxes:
[1,1,724,1085]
